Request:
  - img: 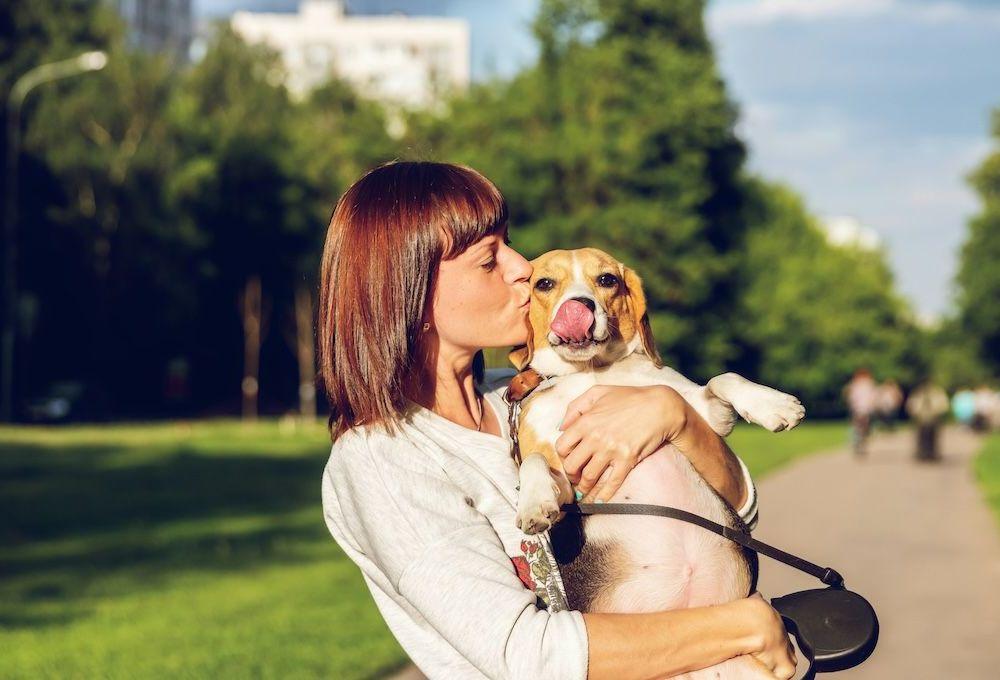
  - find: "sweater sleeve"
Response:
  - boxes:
[396,525,589,680]
[322,433,589,680]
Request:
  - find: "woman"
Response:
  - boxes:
[318,161,796,680]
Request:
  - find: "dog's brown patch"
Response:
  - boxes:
[550,513,631,612]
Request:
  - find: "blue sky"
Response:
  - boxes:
[197,0,1000,317]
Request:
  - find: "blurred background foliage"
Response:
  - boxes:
[2,0,998,424]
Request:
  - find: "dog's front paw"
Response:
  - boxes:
[515,480,563,534]
[739,387,806,432]
[515,499,563,535]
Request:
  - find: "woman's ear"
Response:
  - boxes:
[621,265,662,367]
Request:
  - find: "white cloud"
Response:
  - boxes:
[711,0,895,27]
[821,215,883,251]
[710,0,1000,28]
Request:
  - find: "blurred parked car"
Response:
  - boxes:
[23,381,91,422]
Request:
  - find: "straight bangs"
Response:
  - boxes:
[317,161,507,441]
[433,165,509,259]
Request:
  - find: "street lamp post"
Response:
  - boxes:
[2,50,107,422]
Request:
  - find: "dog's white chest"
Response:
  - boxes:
[521,362,665,445]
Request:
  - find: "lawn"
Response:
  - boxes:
[974,433,1000,530]
[0,418,845,679]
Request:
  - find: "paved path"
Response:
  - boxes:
[755,426,1000,679]
[387,427,1000,679]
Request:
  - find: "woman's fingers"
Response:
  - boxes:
[555,425,585,459]
[743,654,780,679]
[559,385,613,430]
[561,438,596,484]
[576,455,608,498]
[589,455,632,502]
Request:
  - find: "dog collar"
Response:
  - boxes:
[503,368,556,465]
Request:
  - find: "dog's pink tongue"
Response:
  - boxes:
[551,300,594,343]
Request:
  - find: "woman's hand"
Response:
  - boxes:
[734,593,799,679]
[555,385,685,502]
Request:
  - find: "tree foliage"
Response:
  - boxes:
[955,109,1000,378]
[5,0,930,418]
[737,180,923,412]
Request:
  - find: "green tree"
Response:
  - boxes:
[17,39,187,415]
[738,180,923,413]
[168,26,310,417]
[955,109,1000,376]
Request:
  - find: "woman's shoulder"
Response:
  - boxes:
[325,419,447,487]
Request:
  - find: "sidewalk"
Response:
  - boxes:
[754,426,1000,679]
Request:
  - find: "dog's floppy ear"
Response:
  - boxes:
[620,264,662,367]
[509,312,535,370]
[509,339,533,371]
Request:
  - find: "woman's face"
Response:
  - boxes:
[430,228,533,351]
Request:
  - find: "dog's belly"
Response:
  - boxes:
[553,445,756,615]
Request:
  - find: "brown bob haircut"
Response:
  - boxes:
[317,161,509,441]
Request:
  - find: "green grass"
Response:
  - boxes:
[0,419,407,680]
[974,433,1000,530]
[0,418,847,679]
[727,421,847,477]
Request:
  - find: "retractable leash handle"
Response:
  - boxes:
[563,503,879,677]
[771,588,878,679]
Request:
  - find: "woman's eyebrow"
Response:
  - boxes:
[467,240,495,259]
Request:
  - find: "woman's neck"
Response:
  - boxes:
[406,342,483,429]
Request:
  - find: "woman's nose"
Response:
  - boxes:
[505,247,533,283]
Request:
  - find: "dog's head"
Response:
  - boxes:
[509,248,661,375]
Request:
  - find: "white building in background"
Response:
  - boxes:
[820,215,882,251]
[230,0,470,107]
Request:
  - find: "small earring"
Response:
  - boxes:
[422,322,431,332]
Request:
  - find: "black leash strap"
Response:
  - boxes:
[562,502,845,588]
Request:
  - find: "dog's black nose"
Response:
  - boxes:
[571,297,596,312]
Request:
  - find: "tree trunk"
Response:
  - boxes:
[294,284,316,421]
[240,275,262,421]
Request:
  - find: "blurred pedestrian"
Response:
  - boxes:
[951,388,976,428]
[906,382,949,462]
[874,379,903,430]
[985,388,1000,430]
[844,368,878,457]
[973,385,999,432]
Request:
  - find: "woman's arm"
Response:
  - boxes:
[585,594,796,680]
[666,391,748,510]
[556,385,749,510]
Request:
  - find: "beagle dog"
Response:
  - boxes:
[511,248,804,679]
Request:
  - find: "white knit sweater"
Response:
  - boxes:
[321,370,759,680]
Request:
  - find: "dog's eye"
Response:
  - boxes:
[596,273,619,288]
[534,278,555,292]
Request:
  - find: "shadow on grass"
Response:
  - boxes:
[2,444,325,544]
[0,436,340,627]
